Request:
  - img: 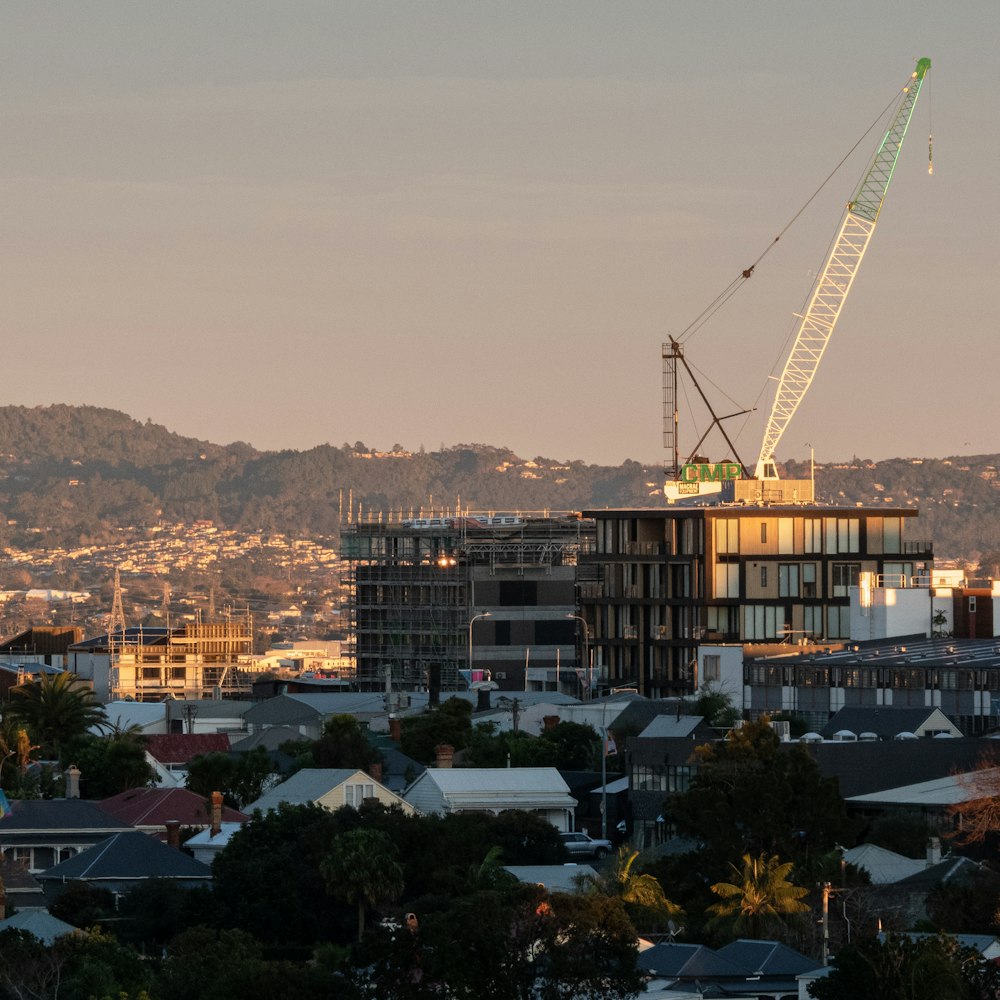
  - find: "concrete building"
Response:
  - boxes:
[578,505,933,698]
[341,513,594,693]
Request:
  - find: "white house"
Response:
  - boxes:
[402,767,577,831]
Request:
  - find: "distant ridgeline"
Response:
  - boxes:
[0,406,994,561]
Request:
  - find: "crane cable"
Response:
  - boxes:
[676,84,906,348]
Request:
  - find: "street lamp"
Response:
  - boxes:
[468,612,492,683]
[565,613,591,701]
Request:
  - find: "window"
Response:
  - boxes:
[779,564,800,598]
[969,596,977,613]
[715,519,739,554]
[713,562,740,599]
[827,606,849,638]
[803,605,822,637]
[825,518,860,554]
[778,518,794,554]
[832,563,861,597]
[804,519,822,553]
[760,565,768,588]
[802,563,817,598]
[344,782,375,808]
[760,523,768,544]
[703,654,721,682]
[744,605,781,640]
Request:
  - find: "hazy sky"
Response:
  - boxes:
[2,3,997,467]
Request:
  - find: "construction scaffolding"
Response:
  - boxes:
[341,512,592,691]
[107,610,256,701]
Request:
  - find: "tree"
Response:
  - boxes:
[707,852,810,940]
[211,802,346,944]
[586,847,682,934]
[358,887,643,1000]
[186,746,277,809]
[947,753,1000,847]
[809,932,1000,1000]
[6,672,106,759]
[668,719,855,874]
[293,715,381,771]
[321,828,404,941]
[399,698,473,764]
[61,732,156,798]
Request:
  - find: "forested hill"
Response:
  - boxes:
[0,405,995,562]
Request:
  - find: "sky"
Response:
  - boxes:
[2,2,997,468]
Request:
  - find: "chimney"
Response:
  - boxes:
[477,688,492,712]
[388,716,402,742]
[64,765,81,799]
[542,715,560,732]
[210,791,223,837]
[165,819,181,849]
[367,762,383,783]
[434,744,454,769]
[927,836,941,866]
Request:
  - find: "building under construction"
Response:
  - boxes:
[341,513,596,693]
[68,611,257,702]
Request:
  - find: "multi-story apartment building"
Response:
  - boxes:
[341,514,595,692]
[579,505,933,699]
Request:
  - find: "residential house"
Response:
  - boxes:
[37,831,213,904]
[96,787,248,837]
[819,706,963,742]
[143,733,233,787]
[242,693,388,741]
[0,800,133,874]
[402,767,577,830]
[245,768,414,815]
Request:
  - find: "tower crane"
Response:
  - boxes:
[664,57,931,502]
[754,57,931,480]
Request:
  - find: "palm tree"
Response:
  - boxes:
[320,828,404,941]
[587,847,683,932]
[6,672,106,761]
[707,852,809,939]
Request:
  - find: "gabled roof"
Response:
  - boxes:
[714,939,816,977]
[842,843,927,884]
[36,832,212,881]
[145,733,231,764]
[0,911,80,945]
[820,707,961,740]
[2,799,132,834]
[893,855,980,889]
[405,767,577,812]
[97,787,248,829]
[184,821,243,850]
[245,768,366,813]
[638,942,744,979]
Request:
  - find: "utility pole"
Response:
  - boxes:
[821,882,831,966]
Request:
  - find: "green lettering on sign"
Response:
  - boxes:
[681,462,743,482]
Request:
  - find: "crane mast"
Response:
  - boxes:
[754,57,930,480]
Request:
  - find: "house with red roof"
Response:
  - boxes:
[97,787,248,838]
[144,733,232,787]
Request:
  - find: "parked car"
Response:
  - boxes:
[560,831,612,859]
